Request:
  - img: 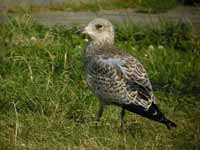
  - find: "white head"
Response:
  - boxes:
[82,18,114,44]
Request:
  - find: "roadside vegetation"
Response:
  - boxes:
[0,14,200,149]
[2,0,199,13]
[1,0,137,13]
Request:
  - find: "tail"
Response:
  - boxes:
[164,118,177,130]
[123,103,177,130]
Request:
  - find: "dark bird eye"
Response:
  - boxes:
[95,24,103,29]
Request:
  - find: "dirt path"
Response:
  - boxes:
[0,6,200,34]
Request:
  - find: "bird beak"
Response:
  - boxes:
[81,27,88,34]
[76,25,88,34]
[81,24,91,34]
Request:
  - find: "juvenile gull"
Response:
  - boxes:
[81,18,177,129]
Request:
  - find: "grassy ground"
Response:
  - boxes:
[0,14,200,149]
[1,0,178,13]
[1,0,136,13]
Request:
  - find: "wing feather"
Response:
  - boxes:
[86,52,154,109]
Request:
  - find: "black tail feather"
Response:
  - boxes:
[123,103,177,129]
[164,118,177,130]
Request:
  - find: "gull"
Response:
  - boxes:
[81,18,177,129]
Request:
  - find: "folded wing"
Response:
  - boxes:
[86,53,155,109]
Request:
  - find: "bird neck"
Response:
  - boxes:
[85,39,114,54]
[93,39,114,48]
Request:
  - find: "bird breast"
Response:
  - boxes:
[85,63,127,104]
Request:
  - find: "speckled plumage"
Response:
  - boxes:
[82,18,176,129]
[84,43,154,109]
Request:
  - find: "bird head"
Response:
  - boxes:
[81,18,114,44]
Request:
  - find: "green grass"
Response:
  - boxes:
[0,14,200,149]
[136,0,177,13]
[2,0,137,13]
[1,0,178,13]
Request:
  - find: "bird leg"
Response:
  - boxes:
[120,108,125,128]
[96,102,104,123]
